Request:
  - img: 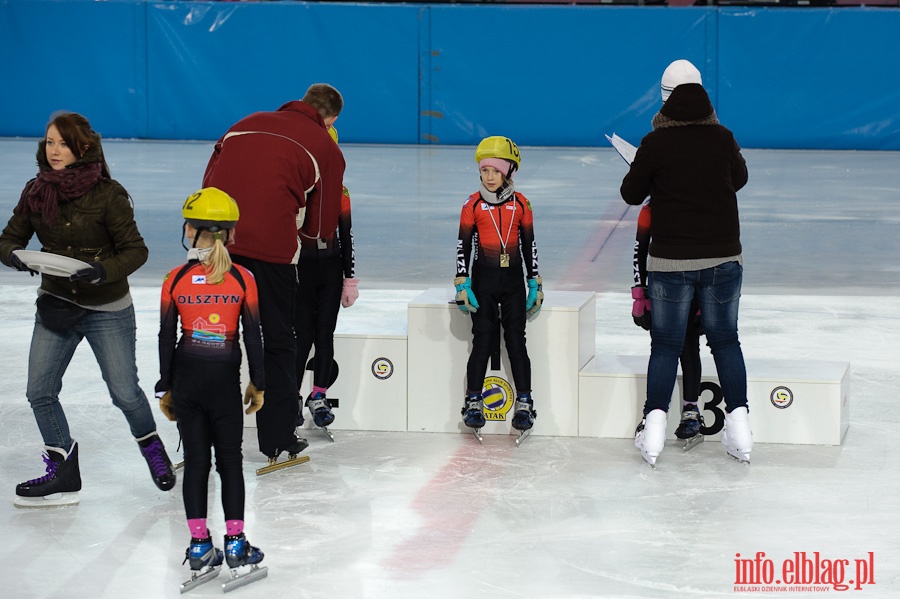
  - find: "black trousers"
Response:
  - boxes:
[172,354,244,522]
[232,255,299,457]
[467,267,531,393]
[295,255,343,389]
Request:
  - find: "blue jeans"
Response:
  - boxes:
[645,261,748,415]
[27,304,157,449]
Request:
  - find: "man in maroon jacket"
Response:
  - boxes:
[203,83,346,465]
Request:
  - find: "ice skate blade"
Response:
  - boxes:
[682,434,704,452]
[180,565,220,593]
[320,427,335,442]
[469,427,483,445]
[14,492,79,508]
[514,428,532,447]
[640,451,658,469]
[255,455,310,476]
[725,448,751,464]
[222,564,268,593]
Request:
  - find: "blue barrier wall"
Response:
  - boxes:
[1,1,899,149]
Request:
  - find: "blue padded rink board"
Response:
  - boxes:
[0,139,898,598]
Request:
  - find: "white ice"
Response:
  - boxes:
[0,140,898,598]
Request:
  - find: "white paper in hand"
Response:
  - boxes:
[605,133,637,165]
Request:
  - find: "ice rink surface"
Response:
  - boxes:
[0,139,899,598]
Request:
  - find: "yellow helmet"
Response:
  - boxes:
[182,187,240,232]
[328,126,339,144]
[475,136,521,173]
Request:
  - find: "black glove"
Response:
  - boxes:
[9,251,37,276]
[69,262,105,285]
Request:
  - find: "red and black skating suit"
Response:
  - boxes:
[295,186,355,390]
[456,189,540,394]
[158,261,264,523]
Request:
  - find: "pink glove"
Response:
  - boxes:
[631,285,651,331]
[341,278,360,308]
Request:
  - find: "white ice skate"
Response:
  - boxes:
[634,409,667,468]
[721,406,753,463]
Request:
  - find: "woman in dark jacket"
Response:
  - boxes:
[621,82,753,467]
[0,112,175,507]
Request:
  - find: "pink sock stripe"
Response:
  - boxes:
[187,518,207,538]
[226,520,244,536]
[312,386,327,396]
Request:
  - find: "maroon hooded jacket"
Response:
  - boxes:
[203,100,346,264]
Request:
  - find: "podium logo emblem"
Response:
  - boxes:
[770,386,794,409]
[482,376,514,421]
[372,358,393,380]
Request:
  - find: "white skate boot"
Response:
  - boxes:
[634,409,667,468]
[721,406,753,463]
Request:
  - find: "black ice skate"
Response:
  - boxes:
[222,533,267,593]
[136,431,177,491]
[675,404,705,452]
[305,392,335,441]
[14,441,81,508]
[255,436,310,476]
[511,393,537,447]
[461,393,485,444]
[180,534,224,593]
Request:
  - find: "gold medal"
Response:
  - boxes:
[500,253,510,268]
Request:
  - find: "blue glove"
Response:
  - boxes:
[525,276,543,316]
[454,276,479,314]
[69,262,105,285]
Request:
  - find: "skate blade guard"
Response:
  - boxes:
[682,434,704,452]
[255,454,310,476]
[14,491,79,508]
[180,565,221,593]
[222,564,268,593]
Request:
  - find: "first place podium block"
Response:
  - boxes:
[407,288,595,437]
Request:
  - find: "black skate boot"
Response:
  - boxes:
[461,392,486,444]
[675,404,704,451]
[511,393,537,446]
[222,533,268,592]
[256,435,310,476]
[136,431,176,491]
[15,441,82,508]
[180,532,224,592]
[306,392,335,428]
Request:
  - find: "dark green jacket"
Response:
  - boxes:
[0,177,148,306]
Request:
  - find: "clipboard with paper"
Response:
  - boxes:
[604,133,637,165]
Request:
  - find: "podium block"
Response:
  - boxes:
[407,288,595,437]
[298,333,408,432]
[578,355,849,445]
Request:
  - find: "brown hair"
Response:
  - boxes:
[40,111,111,177]
[301,83,343,119]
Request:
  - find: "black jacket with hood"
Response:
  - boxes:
[620,83,748,261]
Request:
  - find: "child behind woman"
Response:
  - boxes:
[156,188,267,589]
